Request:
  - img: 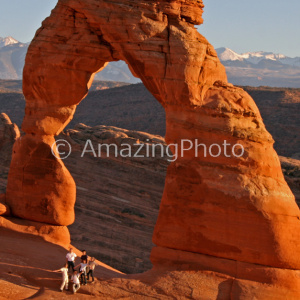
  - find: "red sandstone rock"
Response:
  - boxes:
[153,81,300,270]
[7,134,76,225]
[4,0,300,297]
[0,113,20,142]
[0,113,20,165]
[0,216,70,246]
[0,205,10,216]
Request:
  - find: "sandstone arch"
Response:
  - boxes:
[5,0,300,296]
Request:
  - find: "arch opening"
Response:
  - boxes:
[64,60,168,273]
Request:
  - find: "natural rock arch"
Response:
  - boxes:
[7,0,227,225]
[5,0,300,295]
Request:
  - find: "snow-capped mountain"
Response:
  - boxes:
[216,47,244,62]
[0,37,28,79]
[216,47,300,67]
[0,36,19,48]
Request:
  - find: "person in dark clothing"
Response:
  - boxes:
[80,250,88,263]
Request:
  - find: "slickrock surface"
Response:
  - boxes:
[61,124,168,273]
[1,227,300,300]
[0,227,124,300]
[3,0,300,297]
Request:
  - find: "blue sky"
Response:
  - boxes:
[200,0,300,57]
[0,0,299,57]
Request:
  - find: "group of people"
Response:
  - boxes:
[54,248,98,294]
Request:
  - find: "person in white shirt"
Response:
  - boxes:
[75,259,88,285]
[71,270,81,294]
[53,263,69,292]
[87,257,98,282]
[66,248,77,272]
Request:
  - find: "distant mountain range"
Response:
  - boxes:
[216,47,300,67]
[0,36,299,87]
[216,48,300,87]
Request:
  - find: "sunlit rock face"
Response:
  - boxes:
[5,0,300,297]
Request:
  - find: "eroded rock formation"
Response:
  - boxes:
[4,0,300,297]
[0,113,20,200]
[0,113,20,162]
